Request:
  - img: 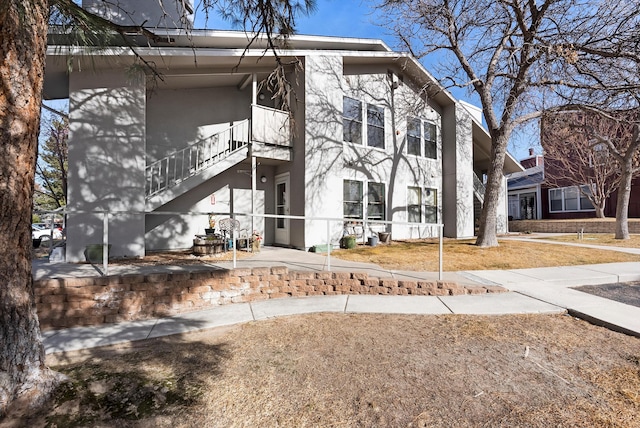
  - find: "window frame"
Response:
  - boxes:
[407,117,437,159]
[407,186,438,223]
[548,185,595,213]
[343,179,386,221]
[343,96,386,149]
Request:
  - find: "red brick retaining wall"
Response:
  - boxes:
[509,219,640,234]
[33,266,504,331]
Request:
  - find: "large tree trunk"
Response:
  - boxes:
[0,0,63,416]
[614,163,633,239]
[475,133,509,247]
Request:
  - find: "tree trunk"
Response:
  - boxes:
[475,132,508,247]
[614,163,633,239]
[595,201,606,218]
[0,0,63,416]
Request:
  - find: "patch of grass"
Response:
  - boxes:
[331,239,640,271]
[539,233,640,248]
[5,314,638,427]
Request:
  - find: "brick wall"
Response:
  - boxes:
[509,219,640,234]
[33,266,504,331]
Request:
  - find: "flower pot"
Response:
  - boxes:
[368,235,378,247]
[378,232,391,243]
[340,235,357,249]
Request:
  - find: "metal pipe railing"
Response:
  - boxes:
[46,209,444,280]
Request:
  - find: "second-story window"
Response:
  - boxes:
[343,97,362,145]
[407,118,437,159]
[367,104,385,149]
[343,96,385,149]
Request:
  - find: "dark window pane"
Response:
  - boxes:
[367,182,385,220]
[367,104,385,149]
[424,122,437,159]
[407,118,421,155]
[343,97,362,144]
[343,180,363,219]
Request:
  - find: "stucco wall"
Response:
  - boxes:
[67,68,146,262]
[146,86,252,161]
[302,57,446,249]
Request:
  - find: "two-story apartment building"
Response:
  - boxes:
[43,1,521,262]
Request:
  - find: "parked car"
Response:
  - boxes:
[32,224,62,240]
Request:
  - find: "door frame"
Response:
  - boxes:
[274,173,290,246]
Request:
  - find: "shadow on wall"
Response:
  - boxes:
[303,59,445,244]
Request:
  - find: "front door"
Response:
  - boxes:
[275,173,290,245]
[519,193,537,219]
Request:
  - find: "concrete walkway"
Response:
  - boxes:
[37,241,640,354]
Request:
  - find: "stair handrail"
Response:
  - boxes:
[146,119,250,197]
[472,172,486,204]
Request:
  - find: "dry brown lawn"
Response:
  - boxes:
[539,233,640,248]
[331,238,640,271]
[3,313,639,427]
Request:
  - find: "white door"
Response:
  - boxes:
[275,174,290,245]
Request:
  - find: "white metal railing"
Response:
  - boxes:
[57,209,444,280]
[145,119,250,197]
[472,172,486,204]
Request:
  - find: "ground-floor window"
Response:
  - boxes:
[343,179,386,220]
[549,185,594,212]
[408,186,437,223]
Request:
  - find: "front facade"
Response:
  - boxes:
[44,4,521,262]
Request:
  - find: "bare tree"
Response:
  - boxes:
[377,0,640,247]
[0,0,314,415]
[541,1,640,238]
[541,109,631,218]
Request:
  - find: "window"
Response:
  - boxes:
[424,122,437,159]
[548,185,595,212]
[407,187,422,223]
[407,117,437,159]
[407,119,422,156]
[367,104,385,149]
[343,97,362,145]
[343,180,363,219]
[343,96,385,149]
[408,187,437,223]
[343,180,386,220]
[550,189,563,212]
[367,182,386,220]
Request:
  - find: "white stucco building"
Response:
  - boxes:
[43,1,521,262]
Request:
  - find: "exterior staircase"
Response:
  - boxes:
[146,119,250,199]
[145,105,291,211]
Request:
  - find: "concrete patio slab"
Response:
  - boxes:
[439,292,565,315]
[345,295,451,315]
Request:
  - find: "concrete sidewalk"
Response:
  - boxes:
[36,245,640,354]
[43,292,563,354]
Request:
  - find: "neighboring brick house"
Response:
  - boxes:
[508,141,640,221]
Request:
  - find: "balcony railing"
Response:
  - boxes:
[145,120,250,197]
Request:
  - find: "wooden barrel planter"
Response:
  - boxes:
[193,237,225,255]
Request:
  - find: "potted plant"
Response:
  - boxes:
[340,235,357,249]
[205,214,216,235]
[251,230,262,252]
